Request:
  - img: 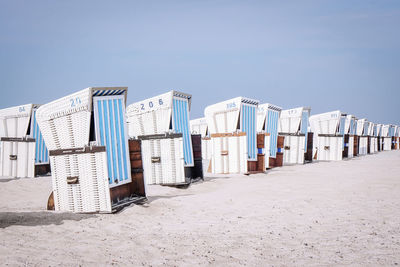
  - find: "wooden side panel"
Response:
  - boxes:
[253,133,268,173]
[257,134,265,148]
[269,136,284,168]
[377,137,381,151]
[269,157,275,168]
[129,139,146,196]
[277,135,285,148]
[191,134,202,159]
[276,136,284,167]
[270,153,283,167]
[128,140,141,151]
[184,134,204,180]
[353,135,359,156]
[247,161,257,172]
[110,139,146,203]
[275,152,283,167]
[305,132,313,162]
[256,154,265,172]
[367,136,371,154]
[35,163,51,176]
[343,134,349,158]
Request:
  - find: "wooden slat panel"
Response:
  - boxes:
[110,139,146,202]
[130,159,143,169]
[257,134,265,148]
[191,134,202,160]
[129,152,141,161]
[247,161,257,172]
[354,135,359,156]
[343,134,349,158]
[128,140,141,151]
[277,136,285,148]
[269,152,283,168]
[256,154,265,172]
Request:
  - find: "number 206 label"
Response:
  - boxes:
[140,99,164,111]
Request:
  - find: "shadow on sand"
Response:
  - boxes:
[0,211,96,228]
[0,178,20,183]
[0,175,51,183]
[145,193,194,204]
[202,176,231,182]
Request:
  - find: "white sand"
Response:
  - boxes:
[1,151,400,266]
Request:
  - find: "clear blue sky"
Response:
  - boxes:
[0,0,399,124]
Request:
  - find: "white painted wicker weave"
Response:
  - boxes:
[347,136,354,158]
[50,150,111,213]
[264,135,270,169]
[201,139,212,160]
[126,91,174,137]
[316,136,343,161]
[383,137,392,151]
[359,136,368,155]
[0,140,35,178]
[282,135,306,165]
[36,89,91,150]
[309,111,342,136]
[370,137,377,153]
[141,137,185,185]
[0,104,33,138]
[128,106,172,137]
[190,117,208,137]
[210,135,247,174]
[279,107,304,134]
[36,87,129,213]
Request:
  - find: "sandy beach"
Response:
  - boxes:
[1,151,400,266]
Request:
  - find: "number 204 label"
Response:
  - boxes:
[70,97,82,107]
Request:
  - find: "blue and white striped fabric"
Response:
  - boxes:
[389,126,395,137]
[339,116,346,149]
[92,89,126,97]
[339,116,346,135]
[172,97,194,166]
[266,109,280,157]
[31,109,49,164]
[301,110,309,151]
[241,103,257,160]
[93,96,130,186]
[349,119,355,135]
[363,122,369,136]
[353,120,357,135]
